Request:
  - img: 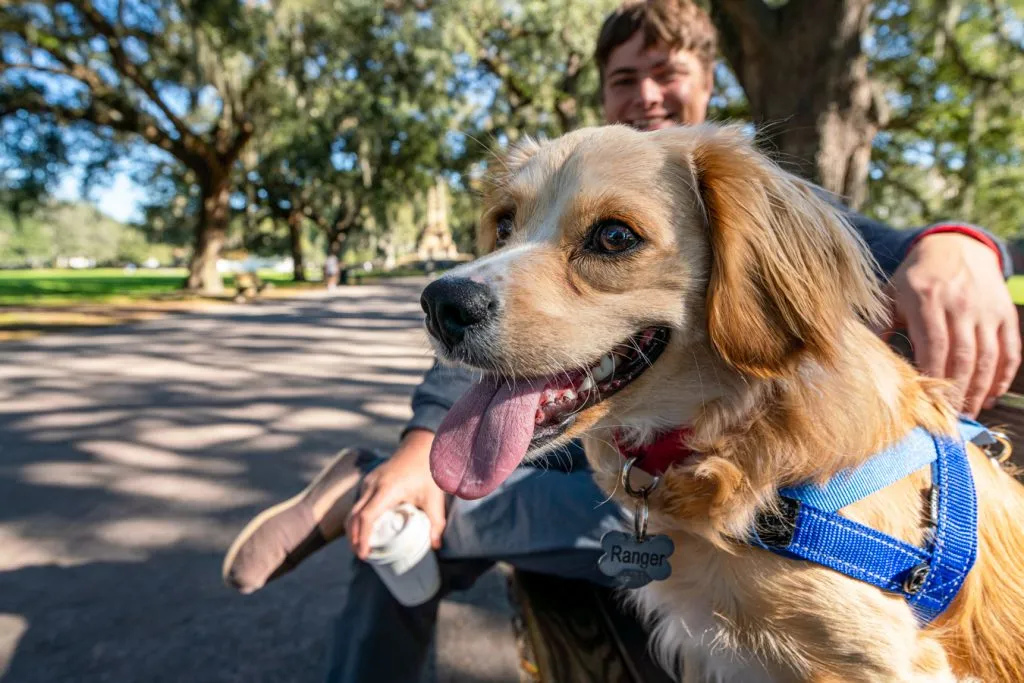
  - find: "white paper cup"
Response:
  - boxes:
[365,503,441,607]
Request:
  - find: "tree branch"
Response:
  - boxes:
[885,109,925,132]
[711,0,778,30]
[478,50,532,109]
[939,2,1000,83]
[1,89,208,171]
[985,0,1024,58]
[883,171,937,219]
[709,0,778,45]
[1,17,110,91]
[333,192,361,234]
[708,0,778,90]
[236,58,271,124]
[225,120,255,164]
[1,52,109,96]
[64,0,201,146]
[307,191,361,238]
[554,27,584,133]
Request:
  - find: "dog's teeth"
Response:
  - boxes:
[563,389,577,402]
[592,354,615,382]
[578,376,594,392]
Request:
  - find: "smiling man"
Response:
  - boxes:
[222,2,1018,682]
[601,5,715,131]
[596,0,1016,416]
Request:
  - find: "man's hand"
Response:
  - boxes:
[888,232,1021,416]
[345,428,447,559]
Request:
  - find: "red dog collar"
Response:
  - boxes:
[614,427,696,476]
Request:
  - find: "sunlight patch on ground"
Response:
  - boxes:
[270,407,370,432]
[138,423,266,450]
[110,473,266,509]
[0,614,28,677]
[362,400,414,421]
[13,410,127,431]
[81,440,245,475]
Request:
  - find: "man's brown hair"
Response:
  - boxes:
[595,0,718,81]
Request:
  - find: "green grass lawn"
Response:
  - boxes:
[0,268,320,305]
[1009,275,1024,306]
[3,268,1022,307]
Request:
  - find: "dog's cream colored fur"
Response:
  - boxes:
[449,123,1024,682]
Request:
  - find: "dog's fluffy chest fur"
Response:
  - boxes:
[629,551,782,683]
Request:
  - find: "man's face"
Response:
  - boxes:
[601,30,713,131]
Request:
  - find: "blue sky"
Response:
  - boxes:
[53,170,147,223]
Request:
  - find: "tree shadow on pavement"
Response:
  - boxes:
[0,281,517,683]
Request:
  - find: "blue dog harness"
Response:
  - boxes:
[749,419,997,623]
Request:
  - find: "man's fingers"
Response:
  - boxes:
[964,325,998,417]
[991,315,1022,401]
[905,295,949,379]
[353,492,396,559]
[345,481,378,553]
[423,494,447,549]
[944,314,977,412]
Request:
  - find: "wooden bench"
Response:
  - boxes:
[511,306,1024,683]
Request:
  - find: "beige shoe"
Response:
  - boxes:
[222,447,376,594]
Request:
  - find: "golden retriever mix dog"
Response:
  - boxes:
[420,124,1024,682]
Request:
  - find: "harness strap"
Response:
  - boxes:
[751,422,981,623]
[781,429,938,512]
[909,432,978,622]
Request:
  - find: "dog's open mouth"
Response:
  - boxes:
[531,326,671,445]
[429,326,670,499]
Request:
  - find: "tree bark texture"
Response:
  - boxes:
[711,0,882,209]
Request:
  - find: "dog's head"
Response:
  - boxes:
[423,124,886,499]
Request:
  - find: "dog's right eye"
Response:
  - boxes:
[590,220,641,255]
[495,215,514,247]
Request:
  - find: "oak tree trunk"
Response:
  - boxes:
[288,209,306,282]
[186,175,230,294]
[711,0,882,210]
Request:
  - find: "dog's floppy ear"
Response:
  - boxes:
[685,125,886,378]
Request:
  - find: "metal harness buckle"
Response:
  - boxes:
[972,429,1011,465]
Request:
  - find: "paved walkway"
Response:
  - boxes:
[0,280,520,683]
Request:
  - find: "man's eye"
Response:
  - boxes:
[590,220,641,255]
[496,215,514,247]
[610,77,635,89]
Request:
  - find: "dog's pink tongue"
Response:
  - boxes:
[430,375,545,500]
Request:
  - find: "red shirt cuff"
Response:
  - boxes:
[909,224,1004,272]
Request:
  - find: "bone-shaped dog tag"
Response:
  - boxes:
[598,530,674,589]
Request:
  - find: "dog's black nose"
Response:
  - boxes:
[420,277,498,348]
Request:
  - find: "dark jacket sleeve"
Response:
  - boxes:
[816,190,1012,279]
[403,360,477,437]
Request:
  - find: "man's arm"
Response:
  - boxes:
[403,360,478,438]
[847,211,1012,281]
[346,359,477,558]
[814,187,1011,279]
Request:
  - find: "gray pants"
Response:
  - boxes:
[323,461,628,683]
